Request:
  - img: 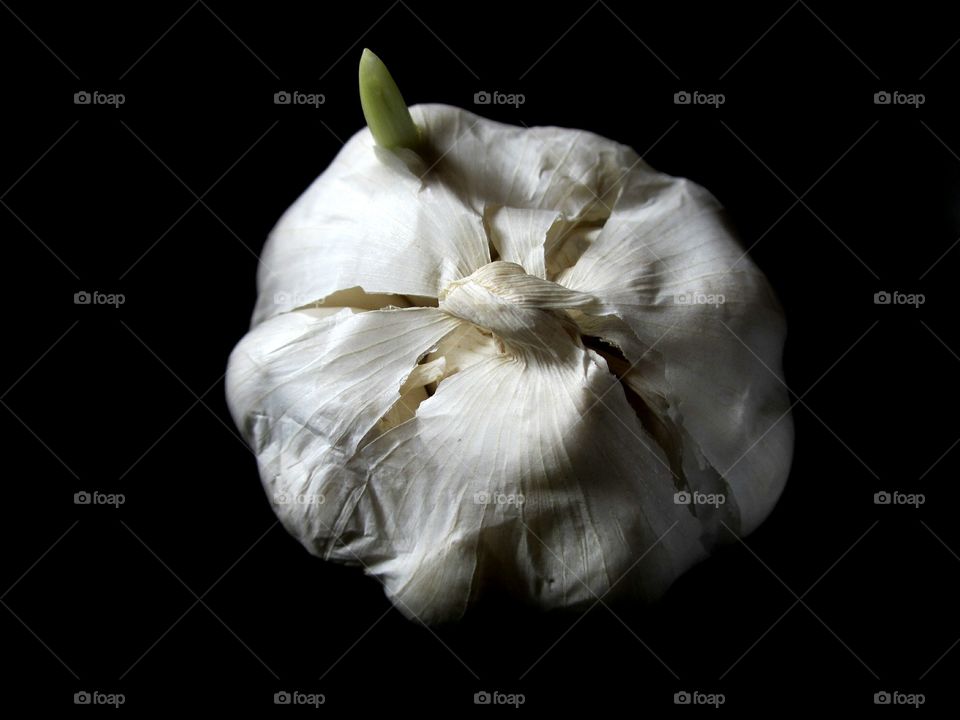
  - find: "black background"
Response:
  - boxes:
[2,0,959,713]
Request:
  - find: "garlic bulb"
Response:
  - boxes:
[226,50,793,624]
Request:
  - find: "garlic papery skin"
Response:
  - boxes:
[438,261,597,355]
[226,53,793,624]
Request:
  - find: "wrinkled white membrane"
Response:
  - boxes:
[227,105,793,623]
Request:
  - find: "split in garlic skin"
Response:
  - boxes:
[226,51,793,623]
